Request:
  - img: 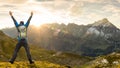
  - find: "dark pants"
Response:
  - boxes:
[10,39,33,63]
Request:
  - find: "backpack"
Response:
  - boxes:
[17,25,27,39]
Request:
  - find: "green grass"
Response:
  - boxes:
[0,61,67,68]
[0,30,92,67]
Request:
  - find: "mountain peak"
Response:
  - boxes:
[101,18,109,23]
[92,18,115,27]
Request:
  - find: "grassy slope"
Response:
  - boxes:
[0,31,17,61]
[0,61,66,68]
[0,30,93,68]
[80,52,120,68]
[18,45,93,67]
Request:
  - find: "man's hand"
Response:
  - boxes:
[9,11,12,16]
[31,11,33,16]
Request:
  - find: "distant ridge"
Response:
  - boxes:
[2,18,120,57]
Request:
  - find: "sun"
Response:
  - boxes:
[30,15,43,27]
[29,10,58,27]
[30,13,55,27]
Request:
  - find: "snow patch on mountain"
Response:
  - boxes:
[87,27,100,36]
[87,27,105,36]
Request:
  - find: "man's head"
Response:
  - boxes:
[20,21,24,25]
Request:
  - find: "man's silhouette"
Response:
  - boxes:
[9,11,34,64]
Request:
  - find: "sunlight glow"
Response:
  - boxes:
[30,12,72,27]
[27,5,72,27]
[28,0,34,3]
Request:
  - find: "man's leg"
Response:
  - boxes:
[23,41,34,64]
[9,42,21,64]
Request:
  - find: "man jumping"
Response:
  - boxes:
[9,11,34,64]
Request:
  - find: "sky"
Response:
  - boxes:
[0,0,120,29]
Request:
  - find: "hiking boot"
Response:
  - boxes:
[30,60,34,64]
[9,60,14,64]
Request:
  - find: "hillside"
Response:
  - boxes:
[84,52,120,68]
[0,30,17,61]
[29,45,93,67]
[0,30,92,67]
[2,18,120,57]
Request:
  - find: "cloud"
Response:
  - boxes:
[36,0,54,1]
[85,13,104,21]
[76,0,105,3]
[116,0,120,3]
[39,0,73,10]
[102,4,120,13]
[36,0,73,1]
[0,4,15,8]
[40,0,104,3]
[34,0,84,18]
[0,0,120,29]
[82,0,101,3]
[108,14,120,28]
[68,1,83,16]
[0,0,28,4]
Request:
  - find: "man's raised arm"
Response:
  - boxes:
[9,11,19,27]
[25,12,33,27]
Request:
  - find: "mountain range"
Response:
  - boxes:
[2,18,120,57]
